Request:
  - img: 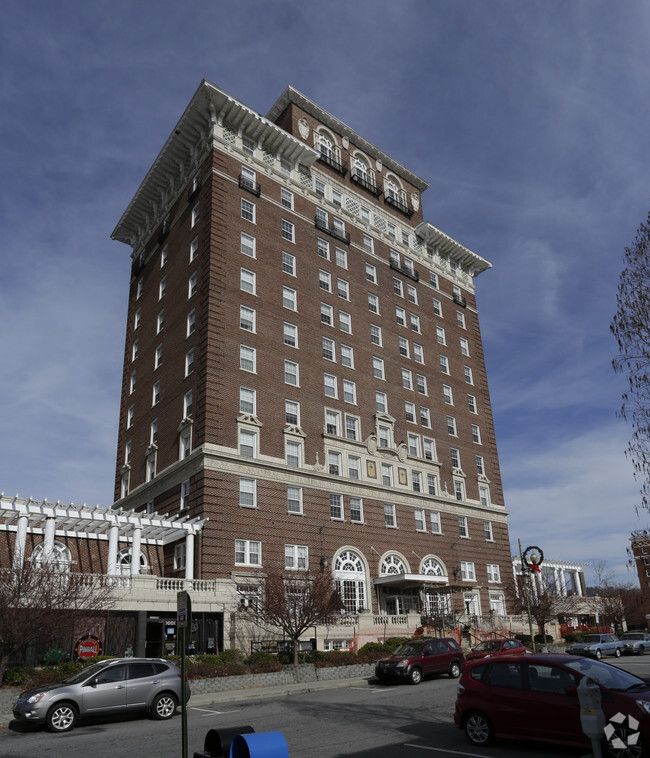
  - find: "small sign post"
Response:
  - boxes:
[177,590,191,758]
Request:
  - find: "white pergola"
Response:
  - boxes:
[1,494,205,580]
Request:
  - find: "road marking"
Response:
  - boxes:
[404,744,497,757]
[191,707,242,715]
[349,686,393,694]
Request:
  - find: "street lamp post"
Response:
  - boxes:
[518,539,538,653]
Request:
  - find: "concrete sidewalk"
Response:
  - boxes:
[0,675,372,730]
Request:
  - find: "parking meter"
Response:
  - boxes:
[578,676,605,757]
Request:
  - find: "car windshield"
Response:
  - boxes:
[474,641,501,652]
[63,661,109,684]
[622,634,644,640]
[581,635,602,643]
[565,658,648,691]
[392,642,425,656]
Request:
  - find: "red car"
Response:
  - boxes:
[375,638,464,685]
[455,653,650,757]
[465,637,527,661]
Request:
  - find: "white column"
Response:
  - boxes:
[185,533,195,581]
[107,525,119,576]
[130,528,142,576]
[574,570,583,596]
[43,517,56,561]
[553,567,560,594]
[559,569,567,595]
[12,515,28,568]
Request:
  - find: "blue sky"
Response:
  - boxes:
[2,0,649,585]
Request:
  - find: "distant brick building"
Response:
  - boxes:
[1,81,516,659]
[630,531,650,609]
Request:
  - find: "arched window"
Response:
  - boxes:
[317,131,334,160]
[334,550,366,613]
[116,547,148,575]
[421,557,446,577]
[385,176,400,202]
[352,154,369,180]
[380,554,407,575]
[32,541,71,569]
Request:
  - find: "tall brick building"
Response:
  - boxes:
[109,80,513,651]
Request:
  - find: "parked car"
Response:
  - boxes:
[465,638,527,661]
[455,653,650,756]
[621,632,650,655]
[565,633,622,659]
[12,657,190,733]
[375,638,464,685]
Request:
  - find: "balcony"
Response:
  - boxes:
[453,292,467,308]
[238,174,261,197]
[384,193,414,218]
[317,151,347,176]
[350,168,382,197]
[314,216,350,244]
[390,260,420,282]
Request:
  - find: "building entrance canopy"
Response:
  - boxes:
[373,572,449,587]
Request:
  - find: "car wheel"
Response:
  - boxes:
[614,647,621,658]
[595,649,602,660]
[640,646,645,656]
[448,661,462,679]
[151,692,178,720]
[465,711,494,746]
[604,730,646,758]
[46,702,78,733]
[408,667,423,685]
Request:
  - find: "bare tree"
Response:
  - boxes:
[0,563,114,683]
[592,561,640,634]
[240,566,342,664]
[611,210,650,512]
[505,573,578,643]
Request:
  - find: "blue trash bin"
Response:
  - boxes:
[230,731,289,758]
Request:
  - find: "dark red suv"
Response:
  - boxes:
[375,638,464,685]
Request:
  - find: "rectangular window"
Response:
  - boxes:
[472,424,481,444]
[396,306,406,326]
[339,311,351,333]
[440,355,450,374]
[156,310,164,334]
[330,493,343,519]
[419,407,431,427]
[412,471,422,493]
[241,198,255,223]
[476,455,485,476]
[460,337,470,356]
[405,402,416,423]
[370,324,382,346]
[436,326,446,345]
[191,203,200,227]
[281,219,295,242]
[240,305,256,332]
[319,269,332,292]
[285,544,308,570]
[457,311,466,329]
[284,322,298,347]
[321,302,333,325]
[159,276,167,300]
[240,345,256,372]
[239,430,256,458]
[239,268,256,295]
[464,366,474,384]
[281,187,294,209]
[407,284,418,304]
[408,433,420,457]
[450,448,460,468]
[402,369,413,390]
[335,247,347,269]
[317,238,330,260]
[368,293,379,313]
[286,440,302,467]
[373,357,385,380]
[326,409,341,436]
[127,405,134,429]
[468,394,477,413]
[345,414,359,440]
[443,385,454,404]
[324,373,337,398]
[332,189,342,206]
[241,232,256,258]
[447,416,457,436]
[413,344,424,363]
[150,419,157,443]
[241,164,257,188]
[285,399,300,426]
[136,278,143,299]
[399,336,409,358]
[432,298,442,316]
[487,564,501,583]
[282,251,296,275]
[283,286,297,311]
[343,379,356,404]
[190,237,199,261]
[350,496,363,523]
[366,263,377,283]
[160,245,168,267]
[430,272,439,288]
[337,279,349,300]
[430,511,442,534]
[322,337,335,361]
[414,508,426,532]
[458,516,469,538]
[348,456,361,480]
[288,486,303,514]
[284,360,299,386]
[376,391,387,413]
[479,486,491,507]
[315,178,326,197]
[484,520,494,541]
[393,277,403,297]
[460,561,476,582]
[242,136,255,155]
[188,272,198,299]
[340,344,354,367]
[187,309,196,336]
[424,438,435,461]
[134,308,141,330]
[363,233,374,252]
[427,473,438,496]
[280,158,292,176]
[384,503,397,527]
[239,477,257,508]
[183,389,193,418]
[416,374,427,395]
[152,380,161,406]
[381,464,394,487]
[235,539,261,566]
[378,425,391,448]
[174,543,186,571]
[130,371,137,394]
[240,386,256,414]
[410,313,421,332]
[454,480,465,501]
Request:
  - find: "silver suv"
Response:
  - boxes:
[12,657,190,732]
